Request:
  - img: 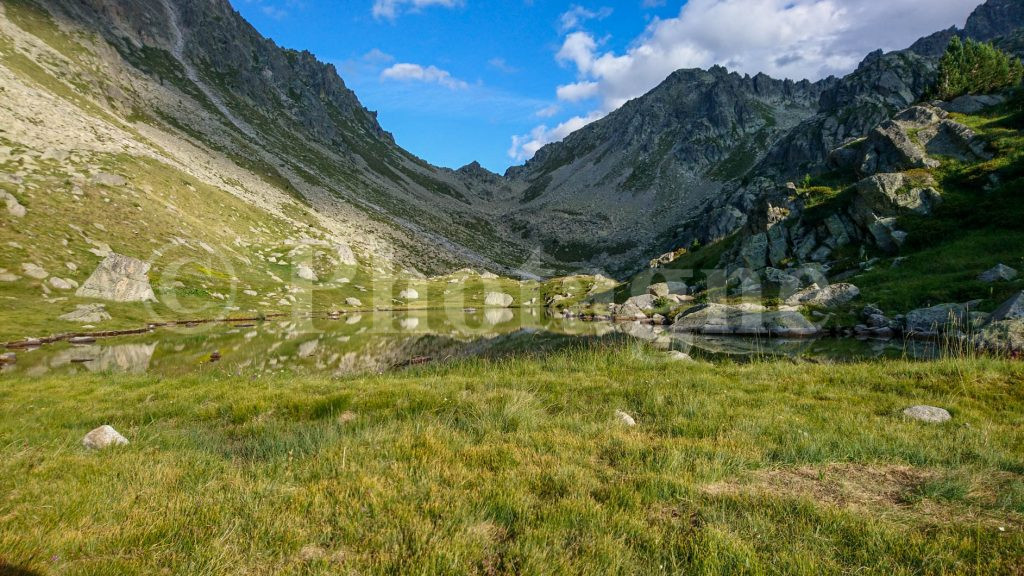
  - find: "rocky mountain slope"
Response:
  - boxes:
[0,0,548,279]
[505,0,1024,277]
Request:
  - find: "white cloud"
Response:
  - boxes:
[534,105,561,119]
[559,5,612,32]
[373,0,462,20]
[510,0,979,162]
[508,111,605,162]
[380,62,469,90]
[556,81,599,102]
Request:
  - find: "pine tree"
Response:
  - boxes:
[936,37,1024,100]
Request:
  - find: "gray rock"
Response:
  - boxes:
[940,94,1006,115]
[785,283,860,308]
[59,304,111,323]
[905,303,969,335]
[82,425,129,449]
[0,352,15,364]
[978,264,1018,283]
[766,225,790,267]
[763,267,801,292]
[484,292,514,308]
[345,297,363,307]
[740,233,769,269]
[975,319,1024,353]
[76,254,156,302]
[0,271,20,282]
[671,303,820,336]
[48,277,77,290]
[614,410,636,427]
[665,351,694,362]
[2,191,26,217]
[92,172,127,187]
[21,263,48,280]
[624,294,657,311]
[924,120,992,162]
[991,291,1024,322]
[335,243,358,266]
[648,283,670,298]
[860,120,939,174]
[856,173,941,216]
[902,405,951,423]
[398,288,419,300]
[296,264,318,282]
[615,301,647,319]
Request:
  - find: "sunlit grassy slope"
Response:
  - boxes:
[1,346,1022,574]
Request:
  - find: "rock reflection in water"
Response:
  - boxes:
[49,343,157,373]
[3,310,929,378]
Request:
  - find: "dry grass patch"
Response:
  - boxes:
[703,463,1023,529]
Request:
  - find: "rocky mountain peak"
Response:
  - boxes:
[965,0,1024,41]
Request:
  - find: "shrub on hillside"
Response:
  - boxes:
[936,37,1024,100]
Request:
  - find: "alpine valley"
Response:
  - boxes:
[2,0,1024,573]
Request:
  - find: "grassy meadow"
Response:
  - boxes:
[1,345,1022,575]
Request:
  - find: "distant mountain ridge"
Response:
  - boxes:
[499,0,1024,275]
[2,0,1022,280]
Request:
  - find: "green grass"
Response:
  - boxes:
[1,346,1022,574]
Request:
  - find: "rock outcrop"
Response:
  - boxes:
[76,254,156,302]
[484,292,514,308]
[671,303,820,337]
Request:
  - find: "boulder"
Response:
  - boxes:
[763,268,801,292]
[902,406,951,424]
[614,410,636,427]
[905,303,969,335]
[0,270,19,282]
[739,233,769,269]
[21,263,48,280]
[0,352,15,364]
[665,351,694,362]
[335,243,358,266]
[615,301,647,319]
[59,304,111,323]
[345,297,363,307]
[480,272,499,280]
[940,94,1006,115]
[624,294,657,311]
[76,254,156,302]
[855,173,941,217]
[860,119,939,174]
[785,283,860,308]
[2,190,26,217]
[92,172,127,187]
[975,319,1024,353]
[48,277,77,290]
[82,425,129,449]
[648,283,670,298]
[671,303,820,337]
[484,292,514,308]
[398,289,419,300]
[924,120,992,162]
[296,264,318,282]
[991,291,1024,322]
[978,264,1018,283]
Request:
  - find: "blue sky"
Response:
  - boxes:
[234,0,980,173]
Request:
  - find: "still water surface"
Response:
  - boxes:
[1,309,939,377]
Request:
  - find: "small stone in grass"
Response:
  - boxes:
[902,405,951,423]
[615,410,636,427]
[82,425,129,450]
